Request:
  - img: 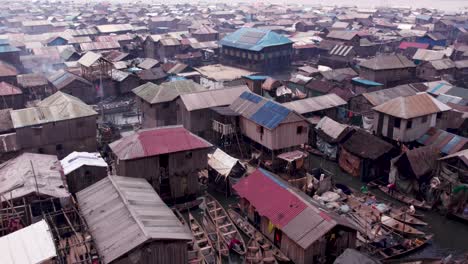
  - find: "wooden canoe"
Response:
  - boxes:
[375,235,433,260]
[246,238,263,264]
[172,209,204,264]
[388,210,427,226]
[381,215,425,236]
[175,198,203,212]
[205,194,246,256]
[189,213,217,264]
[227,209,290,262]
[378,186,431,211]
[202,214,229,257]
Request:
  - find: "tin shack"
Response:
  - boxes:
[233,168,358,264]
[109,126,212,202]
[77,176,192,264]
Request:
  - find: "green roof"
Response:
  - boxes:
[220,27,292,52]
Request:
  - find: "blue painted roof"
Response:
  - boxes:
[220,27,292,52]
[352,77,383,86]
[251,101,291,129]
[243,75,269,81]
[232,91,292,129]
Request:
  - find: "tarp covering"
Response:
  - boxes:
[316,136,338,159]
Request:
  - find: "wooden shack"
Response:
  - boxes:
[314,116,353,160]
[0,152,71,230]
[372,93,451,143]
[77,176,193,264]
[339,129,394,182]
[60,151,108,194]
[176,85,250,141]
[16,73,50,102]
[133,80,206,128]
[233,168,358,264]
[10,92,98,158]
[48,70,95,104]
[282,93,347,121]
[0,82,24,109]
[220,28,293,73]
[77,51,113,84]
[359,54,416,87]
[109,126,212,202]
[230,91,309,154]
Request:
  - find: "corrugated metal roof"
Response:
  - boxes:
[48,70,92,90]
[430,59,455,70]
[359,54,415,70]
[77,176,192,264]
[373,93,451,119]
[0,153,69,200]
[132,80,205,104]
[17,73,48,88]
[326,30,358,41]
[233,168,307,227]
[10,91,97,128]
[78,51,102,67]
[362,84,419,106]
[282,93,346,114]
[96,23,133,33]
[417,127,468,155]
[194,64,254,82]
[220,27,292,52]
[60,151,108,175]
[315,116,350,141]
[342,129,394,159]
[230,91,300,130]
[180,85,250,111]
[138,58,159,70]
[233,168,356,249]
[0,220,57,264]
[413,49,446,61]
[109,126,212,161]
[80,41,120,52]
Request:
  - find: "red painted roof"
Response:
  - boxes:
[109,126,212,160]
[399,41,429,50]
[0,82,22,96]
[233,168,307,227]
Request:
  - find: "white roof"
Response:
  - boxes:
[0,220,57,264]
[61,151,108,175]
[208,148,240,177]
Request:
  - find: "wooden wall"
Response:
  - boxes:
[17,116,97,158]
[66,165,108,195]
[240,117,309,151]
[113,240,188,264]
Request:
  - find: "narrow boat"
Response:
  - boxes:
[227,209,290,262]
[375,235,433,260]
[175,198,203,212]
[378,186,431,211]
[246,238,263,264]
[381,215,425,236]
[388,210,427,226]
[172,209,204,264]
[202,214,229,257]
[189,213,217,264]
[383,257,443,264]
[205,194,246,255]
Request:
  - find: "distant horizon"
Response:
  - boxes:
[42,0,468,12]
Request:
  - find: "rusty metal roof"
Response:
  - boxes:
[359,54,415,70]
[77,176,192,264]
[373,93,451,119]
[0,82,22,96]
[362,84,419,106]
[417,127,468,155]
[282,93,346,114]
[78,51,102,67]
[132,80,205,104]
[109,126,212,161]
[10,91,97,128]
[179,85,250,111]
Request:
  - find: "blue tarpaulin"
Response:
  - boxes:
[352,77,383,86]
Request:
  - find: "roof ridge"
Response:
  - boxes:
[107,176,150,240]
